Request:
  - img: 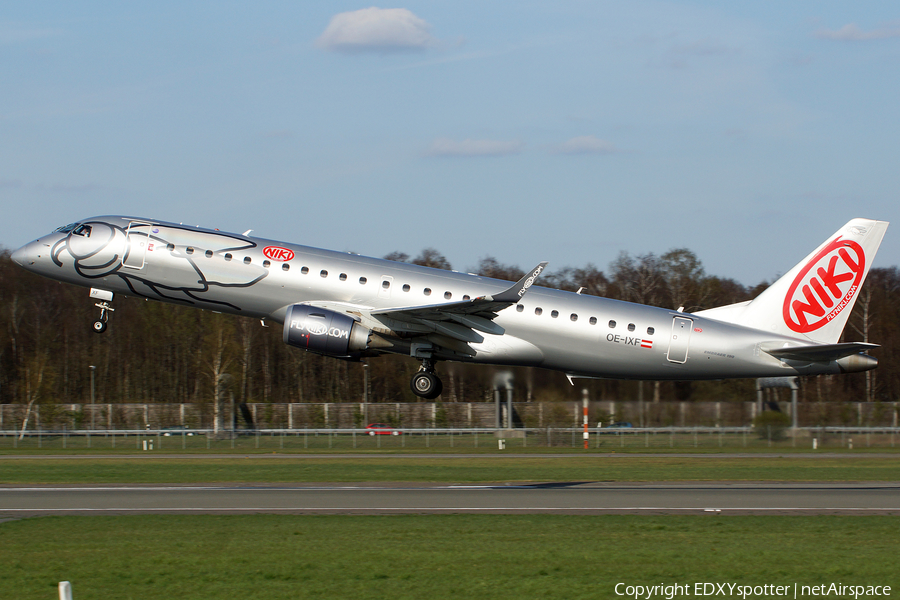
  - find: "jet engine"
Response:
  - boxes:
[283,304,373,357]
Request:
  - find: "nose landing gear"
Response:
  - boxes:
[90,288,114,334]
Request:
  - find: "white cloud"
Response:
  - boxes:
[552,136,618,155]
[672,38,739,57]
[316,7,436,54]
[815,23,900,41]
[0,24,60,45]
[425,138,525,157]
[44,183,103,194]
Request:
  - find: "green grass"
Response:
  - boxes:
[2,429,899,452]
[1,514,897,599]
[3,453,897,599]
[1,455,900,484]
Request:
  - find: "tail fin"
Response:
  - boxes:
[696,218,889,344]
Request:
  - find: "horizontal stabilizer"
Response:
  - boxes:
[764,342,879,362]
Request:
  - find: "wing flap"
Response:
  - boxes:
[425,334,478,357]
[416,319,485,344]
[447,313,505,335]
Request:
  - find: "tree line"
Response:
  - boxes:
[2,245,898,411]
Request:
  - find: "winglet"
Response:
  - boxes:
[487,262,548,303]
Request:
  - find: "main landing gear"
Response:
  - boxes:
[410,359,443,400]
[90,288,114,334]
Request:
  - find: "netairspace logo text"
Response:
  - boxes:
[615,582,892,600]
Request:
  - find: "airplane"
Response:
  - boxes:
[11,216,888,399]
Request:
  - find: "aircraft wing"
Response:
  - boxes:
[764,342,879,362]
[369,262,548,352]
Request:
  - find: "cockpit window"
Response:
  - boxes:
[54,223,78,233]
[72,224,92,237]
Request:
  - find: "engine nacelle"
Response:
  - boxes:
[283,304,371,357]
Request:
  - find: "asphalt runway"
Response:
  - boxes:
[2,482,899,516]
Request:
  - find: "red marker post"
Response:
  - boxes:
[582,388,589,449]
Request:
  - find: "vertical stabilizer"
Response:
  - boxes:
[695,219,889,344]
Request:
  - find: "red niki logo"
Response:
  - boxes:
[263,246,295,262]
[782,237,865,333]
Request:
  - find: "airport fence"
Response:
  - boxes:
[1,426,898,452]
[1,400,898,431]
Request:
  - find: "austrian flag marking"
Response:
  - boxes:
[606,333,653,349]
[782,237,865,333]
[263,246,294,262]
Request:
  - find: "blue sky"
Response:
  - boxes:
[2,2,898,285]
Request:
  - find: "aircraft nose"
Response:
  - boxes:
[11,240,43,268]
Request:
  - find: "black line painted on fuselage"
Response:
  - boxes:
[50,220,270,311]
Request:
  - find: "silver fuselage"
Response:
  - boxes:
[12,216,865,380]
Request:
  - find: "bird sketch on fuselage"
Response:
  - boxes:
[49,220,268,310]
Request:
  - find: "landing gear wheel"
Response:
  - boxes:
[91,292,115,334]
[411,371,443,399]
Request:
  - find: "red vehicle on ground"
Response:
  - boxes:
[366,423,402,436]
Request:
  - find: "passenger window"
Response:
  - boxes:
[444,292,452,300]
[424,288,432,296]
[589,317,597,325]
[551,310,559,318]
[243,257,251,265]
[628,323,635,332]
[463,295,470,301]
[301,266,309,275]
[516,304,524,312]
[224,253,232,261]
[359,277,367,284]
[382,280,391,289]
[263,260,271,268]
[186,247,194,255]
[339,273,347,281]
[320,270,328,278]
[205,250,213,258]
[402,284,410,292]
[647,327,655,335]
[570,314,578,322]
[608,320,616,328]
[535,308,543,316]
[167,244,175,252]
[282,264,290,272]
